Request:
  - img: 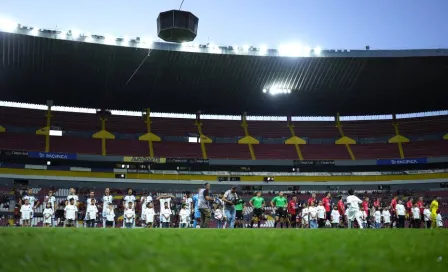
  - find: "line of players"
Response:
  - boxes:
[16,186,444,229]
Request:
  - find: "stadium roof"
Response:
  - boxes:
[0,28,447,116]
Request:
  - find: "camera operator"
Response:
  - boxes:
[223,186,239,228]
[198,183,215,228]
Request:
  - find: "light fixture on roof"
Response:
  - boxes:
[0,18,18,32]
[259,45,268,55]
[314,47,322,55]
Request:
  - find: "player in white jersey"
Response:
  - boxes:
[64,198,78,227]
[182,191,193,227]
[140,191,153,223]
[84,190,97,227]
[20,198,33,227]
[44,190,57,227]
[42,202,54,227]
[22,189,39,227]
[122,188,136,228]
[102,188,114,228]
[66,188,79,206]
[157,194,175,228]
[143,203,155,228]
[346,189,364,229]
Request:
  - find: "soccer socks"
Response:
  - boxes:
[193,219,198,228]
[258,221,261,228]
[274,221,278,228]
[280,223,284,228]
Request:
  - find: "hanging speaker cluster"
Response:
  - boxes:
[157,10,199,43]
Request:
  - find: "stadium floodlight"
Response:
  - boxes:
[278,43,305,57]
[259,45,268,55]
[123,36,130,43]
[30,27,40,36]
[242,45,250,51]
[262,88,267,93]
[314,47,322,55]
[0,18,18,32]
[104,35,115,45]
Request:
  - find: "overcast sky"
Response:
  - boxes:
[1,0,447,50]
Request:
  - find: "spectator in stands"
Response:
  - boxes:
[396,200,406,228]
[430,196,439,229]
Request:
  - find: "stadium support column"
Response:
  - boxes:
[238,112,259,160]
[35,103,53,152]
[195,111,212,159]
[388,114,409,159]
[285,115,305,160]
[335,113,356,160]
[139,109,160,157]
[92,116,115,156]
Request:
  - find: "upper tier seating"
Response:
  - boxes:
[350,143,400,159]
[1,106,448,160]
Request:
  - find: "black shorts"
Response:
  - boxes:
[276,208,288,218]
[106,221,114,227]
[253,208,263,217]
[235,210,243,220]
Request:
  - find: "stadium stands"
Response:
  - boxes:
[1,106,447,159]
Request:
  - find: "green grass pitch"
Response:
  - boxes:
[0,228,447,272]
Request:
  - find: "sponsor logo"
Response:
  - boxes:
[391,159,418,165]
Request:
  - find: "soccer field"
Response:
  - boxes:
[0,228,447,272]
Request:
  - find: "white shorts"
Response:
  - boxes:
[21,215,31,220]
[44,217,52,224]
[347,209,362,221]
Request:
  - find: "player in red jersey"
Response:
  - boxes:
[390,195,398,224]
[287,196,298,228]
[406,197,414,227]
[373,198,381,209]
[362,197,369,227]
[337,195,345,224]
[307,193,316,207]
[417,197,424,215]
[322,192,332,220]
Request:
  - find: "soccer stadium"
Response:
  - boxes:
[0,7,448,271]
